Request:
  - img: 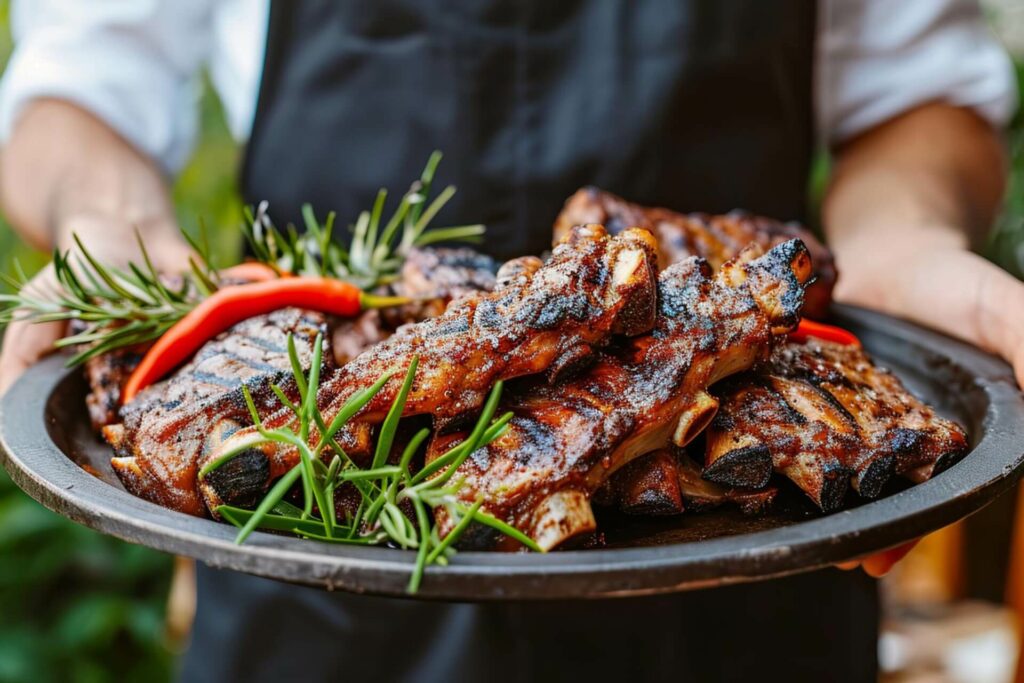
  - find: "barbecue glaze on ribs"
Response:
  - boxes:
[555,186,835,318]
[104,308,326,516]
[427,239,813,550]
[202,225,661,515]
[703,339,969,511]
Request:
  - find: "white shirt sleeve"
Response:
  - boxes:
[0,0,215,173]
[818,0,1019,144]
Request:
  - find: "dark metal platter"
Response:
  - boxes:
[2,304,1023,600]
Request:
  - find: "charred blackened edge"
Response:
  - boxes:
[816,463,854,513]
[741,238,812,333]
[702,443,773,489]
[201,449,271,509]
[852,453,896,499]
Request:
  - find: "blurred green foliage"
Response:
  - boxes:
[0,4,243,681]
[0,3,1021,682]
[987,61,1024,278]
[0,81,241,681]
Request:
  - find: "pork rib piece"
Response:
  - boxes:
[202,225,661,515]
[608,448,778,516]
[704,339,969,512]
[104,308,326,516]
[427,239,812,551]
[555,186,835,318]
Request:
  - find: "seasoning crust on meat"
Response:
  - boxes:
[703,339,969,511]
[201,225,661,515]
[555,186,836,318]
[427,240,812,550]
[104,308,326,516]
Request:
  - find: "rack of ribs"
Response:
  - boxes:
[426,239,813,551]
[702,339,969,512]
[201,225,661,515]
[555,186,835,318]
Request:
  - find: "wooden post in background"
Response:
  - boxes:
[1006,485,1024,683]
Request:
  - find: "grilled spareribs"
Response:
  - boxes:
[104,308,326,515]
[555,186,835,318]
[702,339,969,511]
[426,239,812,550]
[202,225,661,515]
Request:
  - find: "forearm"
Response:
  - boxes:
[823,103,1019,364]
[0,98,179,252]
[0,100,191,394]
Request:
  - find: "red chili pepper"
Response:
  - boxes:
[121,278,404,403]
[789,319,861,347]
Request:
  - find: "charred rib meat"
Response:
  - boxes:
[427,240,812,550]
[703,339,969,511]
[104,308,326,516]
[555,186,835,318]
[203,225,661,515]
[609,448,778,516]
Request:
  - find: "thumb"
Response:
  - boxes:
[0,318,65,396]
[0,264,67,396]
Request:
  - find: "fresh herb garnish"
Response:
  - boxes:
[0,152,483,365]
[0,232,208,365]
[202,333,541,593]
[241,151,484,289]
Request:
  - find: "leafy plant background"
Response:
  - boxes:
[0,3,1020,682]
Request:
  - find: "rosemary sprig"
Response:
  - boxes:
[0,153,483,365]
[240,151,485,289]
[0,232,209,364]
[204,333,540,593]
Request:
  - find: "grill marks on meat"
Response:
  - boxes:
[426,239,812,551]
[203,225,661,515]
[90,246,498,515]
[555,186,836,318]
[82,247,499,403]
[334,248,499,365]
[703,340,969,512]
[104,308,326,516]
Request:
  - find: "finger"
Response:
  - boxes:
[835,560,861,571]
[861,540,920,578]
[1013,343,1024,392]
[0,318,65,395]
[149,239,198,275]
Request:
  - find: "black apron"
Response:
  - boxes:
[182,2,879,681]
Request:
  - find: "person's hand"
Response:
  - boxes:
[835,241,1024,388]
[836,540,919,578]
[0,214,192,395]
[828,236,1024,577]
